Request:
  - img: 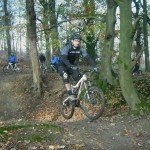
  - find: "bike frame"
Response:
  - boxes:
[50,64,57,72]
[63,73,90,104]
[72,74,88,98]
[8,63,16,71]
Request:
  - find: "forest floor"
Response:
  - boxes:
[0,63,150,150]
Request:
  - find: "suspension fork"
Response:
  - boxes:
[83,81,90,100]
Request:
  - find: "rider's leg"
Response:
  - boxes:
[62,71,73,95]
[70,69,82,106]
[71,69,82,82]
[11,62,15,70]
[65,83,72,94]
[43,62,47,69]
[58,66,77,101]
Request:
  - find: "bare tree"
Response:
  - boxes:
[83,0,97,59]
[116,0,140,109]
[38,0,59,60]
[101,0,118,85]
[3,0,11,56]
[26,0,42,95]
[142,0,150,71]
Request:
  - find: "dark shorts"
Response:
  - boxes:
[58,65,81,84]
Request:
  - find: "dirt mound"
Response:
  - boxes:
[0,73,60,121]
[0,71,150,150]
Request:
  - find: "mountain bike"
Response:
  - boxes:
[3,63,23,73]
[132,69,142,76]
[60,69,105,120]
[40,63,58,74]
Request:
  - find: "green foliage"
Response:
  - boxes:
[131,74,150,116]
[92,73,107,91]
[0,123,63,142]
[91,72,150,112]
[131,100,150,116]
[0,124,33,134]
[91,73,126,108]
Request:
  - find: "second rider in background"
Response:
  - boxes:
[39,52,47,69]
[9,52,17,69]
[51,51,59,71]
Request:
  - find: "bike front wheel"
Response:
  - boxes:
[82,86,105,120]
[3,65,11,73]
[60,91,75,119]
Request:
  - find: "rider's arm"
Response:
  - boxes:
[51,56,57,64]
[59,45,73,68]
[80,48,96,67]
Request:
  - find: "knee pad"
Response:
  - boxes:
[62,71,69,84]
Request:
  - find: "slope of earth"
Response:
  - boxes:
[0,67,150,150]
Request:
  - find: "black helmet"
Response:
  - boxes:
[11,51,15,55]
[70,33,82,40]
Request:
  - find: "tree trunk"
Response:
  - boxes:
[3,0,11,56]
[26,0,42,95]
[26,25,30,60]
[101,0,118,85]
[49,0,59,51]
[143,0,150,71]
[117,0,140,109]
[83,0,97,60]
[39,0,51,61]
[39,0,59,60]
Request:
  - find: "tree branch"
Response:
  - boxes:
[132,15,142,39]
[131,47,145,67]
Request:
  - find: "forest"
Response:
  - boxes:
[0,0,150,149]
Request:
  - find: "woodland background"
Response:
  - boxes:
[0,0,150,111]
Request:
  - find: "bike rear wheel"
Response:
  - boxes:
[3,65,11,73]
[138,70,142,75]
[82,86,105,120]
[60,91,75,119]
[47,65,57,73]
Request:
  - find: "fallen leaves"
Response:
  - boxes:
[48,145,65,150]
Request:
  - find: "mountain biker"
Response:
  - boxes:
[51,52,59,71]
[39,53,46,64]
[39,52,46,69]
[8,52,17,68]
[132,61,140,75]
[58,33,98,101]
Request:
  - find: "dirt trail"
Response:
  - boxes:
[0,71,150,150]
[61,114,150,150]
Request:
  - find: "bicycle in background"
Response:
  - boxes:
[60,69,105,120]
[40,63,58,74]
[3,63,23,73]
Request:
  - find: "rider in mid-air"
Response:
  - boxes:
[58,33,98,101]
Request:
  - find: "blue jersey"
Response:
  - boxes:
[51,55,59,65]
[9,55,16,63]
